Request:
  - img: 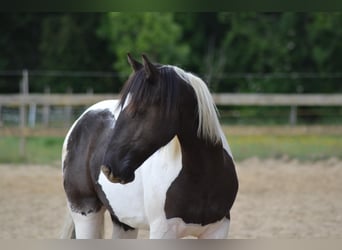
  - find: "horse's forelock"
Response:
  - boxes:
[119,66,180,117]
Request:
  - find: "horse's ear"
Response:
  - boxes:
[127,53,143,72]
[142,54,158,82]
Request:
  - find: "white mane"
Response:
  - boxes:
[171,66,222,144]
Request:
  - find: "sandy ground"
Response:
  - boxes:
[0,158,341,239]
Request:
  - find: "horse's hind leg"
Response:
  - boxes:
[112,225,138,239]
[70,206,105,239]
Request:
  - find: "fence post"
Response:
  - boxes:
[289,105,298,126]
[0,104,2,127]
[64,87,73,128]
[43,86,50,127]
[19,69,29,157]
[28,103,36,128]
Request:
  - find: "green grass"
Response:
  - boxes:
[227,135,342,161]
[1,134,342,164]
[0,137,64,165]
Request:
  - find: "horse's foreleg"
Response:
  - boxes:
[149,228,177,239]
[148,220,178,239]
[198,218,230,239]
[70,207,105,239]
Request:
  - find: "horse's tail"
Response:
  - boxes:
[60,209,76,239]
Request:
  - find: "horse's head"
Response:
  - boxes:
[101,54,197,184]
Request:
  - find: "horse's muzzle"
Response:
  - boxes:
[101,165,134,184]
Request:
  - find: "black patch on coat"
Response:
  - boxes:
[164,142,238,226]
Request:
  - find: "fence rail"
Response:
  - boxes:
[0,94,119,106]
[2,125,342,137]
[213,93,342,106]
[1,92,342,157]
[1,93,342,106]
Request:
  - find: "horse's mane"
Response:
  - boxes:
[171,66,221,144]
[119,64,221,144]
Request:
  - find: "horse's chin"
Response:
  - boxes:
[101,165,135,184]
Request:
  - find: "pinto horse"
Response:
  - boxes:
[61,54,238,239]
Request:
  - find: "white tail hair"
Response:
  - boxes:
[60,210,76,239]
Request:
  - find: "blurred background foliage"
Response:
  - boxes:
[1,12,342,94]
[1,12,342,163]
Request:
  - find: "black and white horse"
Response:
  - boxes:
[61,54,238,239]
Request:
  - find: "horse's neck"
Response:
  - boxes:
[178,135,225,175]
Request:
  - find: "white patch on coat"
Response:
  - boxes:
[98,168,148,229]
[97,137,183,232]
[120,93,131,112]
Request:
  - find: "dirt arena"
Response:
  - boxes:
[1,158,342,239]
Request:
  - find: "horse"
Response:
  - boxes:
[61,54,238,239]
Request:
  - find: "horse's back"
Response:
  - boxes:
[62,100,119,214]
[62,100,119,161]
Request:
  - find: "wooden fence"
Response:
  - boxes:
[1,93,342,127]
[1,93,342,106]
[213,93,342,106]
[1,92,342,156]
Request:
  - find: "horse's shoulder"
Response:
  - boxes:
[84,99,120,118]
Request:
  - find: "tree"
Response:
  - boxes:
[174,13,228,91]
[308,13,342,92]
[218,13,290,92]
[38,13,115,93]
[0,13,44,93]
[2,12,342,95]
[97,12,189,80]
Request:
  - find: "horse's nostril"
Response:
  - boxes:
[101,165,121,183]
[101,165,135,184]
[101,165,111,176]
